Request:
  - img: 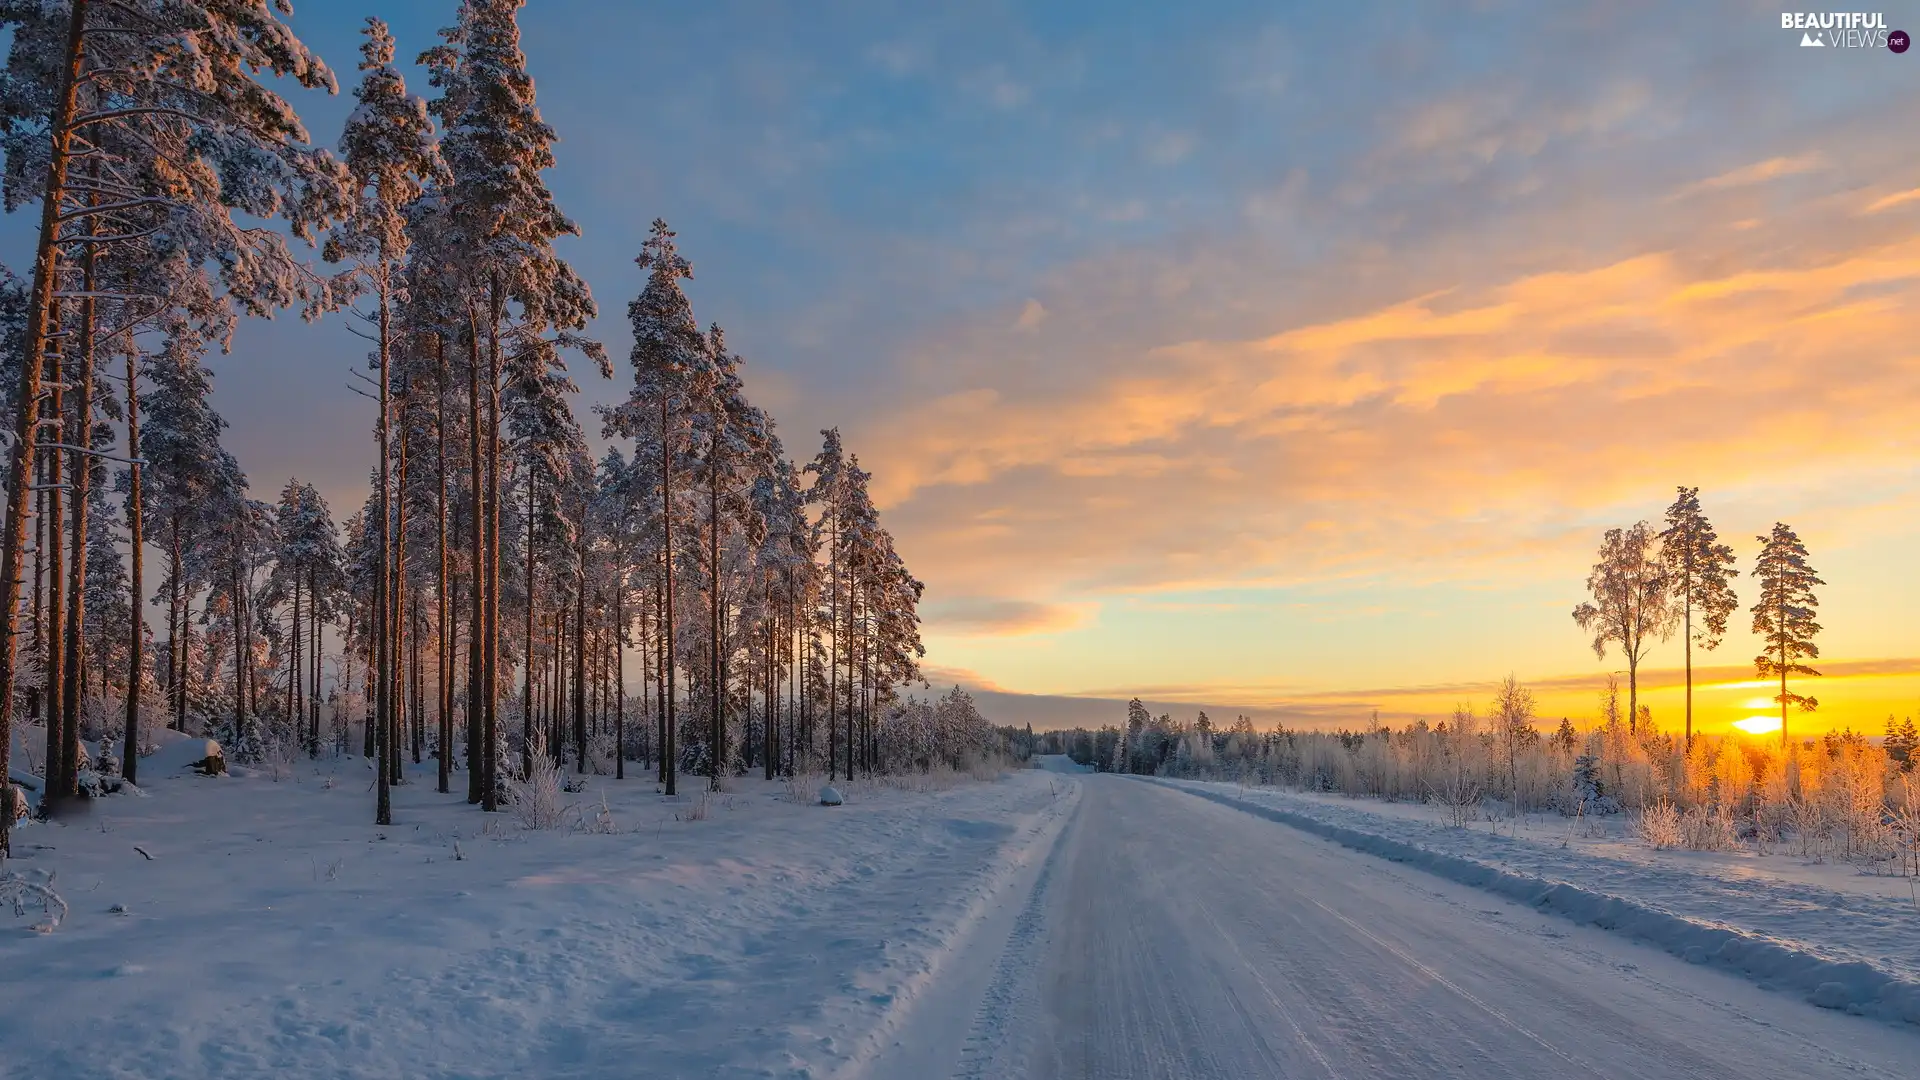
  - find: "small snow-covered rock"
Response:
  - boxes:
[146,736,225,777]
[1810,982,1853,1010]
[819,785,844,807]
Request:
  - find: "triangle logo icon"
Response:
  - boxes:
[1801,31,1825,45]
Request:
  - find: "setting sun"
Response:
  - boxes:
[1733,716,1784,735]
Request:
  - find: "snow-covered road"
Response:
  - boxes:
[929,776,1920,1080]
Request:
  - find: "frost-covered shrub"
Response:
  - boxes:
[507,739,566,831]
[587,727,618,776]
[1639,801,1682,849]
[1,869,66,933]
[1679,804,1738,852]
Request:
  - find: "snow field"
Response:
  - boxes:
[0,755,1070,1079]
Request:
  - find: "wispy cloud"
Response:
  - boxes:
[1014,298,1048,330]
[1863,188,1920,214]
[922,597,1089,637]
[1672,153,1825,198]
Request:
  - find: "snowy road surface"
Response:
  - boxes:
[906,776,1920,1080]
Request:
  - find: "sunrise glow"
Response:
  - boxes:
[1732,716,1784,736]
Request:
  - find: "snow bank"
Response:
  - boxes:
[1149,778,1920,1027]
[140,733,224,778]
[0,757,1076,1079]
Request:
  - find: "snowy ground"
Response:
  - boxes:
[946,776,1920,1080]
[9,753,1919,1078]
[0,742,1075,1080]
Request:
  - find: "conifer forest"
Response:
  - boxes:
[0,0,975,859]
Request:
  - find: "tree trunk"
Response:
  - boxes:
[708,429,721,791]
[374,277,393,826]
[827,496,838,783]
[59,194,99,800]
[482,283,503,812]
[231,554,247,755]
[523,470,535,778]
[168,518,184,729]
[436,335,451,792]
[655,558,665,783]
[30,454,45,740]
[788,571,797,777]
[1779,603,1789,751]
[411,589,423,765]
[1681,560,1693,750]
[574,555,587,774]
[309,567,320,756]
[465,316,484,804]
[764,583,775,781]
[392,390,408,787]
[0,0,88,850]
[43,300,66,808]
[123,348,144,781]
[289,576,300,749]
[1628,658,1638,739]
[660,397,676,795]
[615,573,625,780]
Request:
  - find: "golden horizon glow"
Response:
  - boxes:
[834,14,1920,732]
[1733,716,1784,735]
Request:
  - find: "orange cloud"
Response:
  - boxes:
[922,597,1090,637]
[1862,188,1920,214]
[868,223,1920,610]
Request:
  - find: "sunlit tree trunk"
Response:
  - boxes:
[0,0,88,851]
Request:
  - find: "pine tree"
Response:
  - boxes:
[329,16,443,824]
[806,429,850,779]
[138,334,233,736]
[606,220,702,795]
[1658,487,1739,748]
[1751,522,1822,749]
[1572,522,1674,735]
[264,482,345,758]
[1885,716,1918,772]
[420,0,602,812]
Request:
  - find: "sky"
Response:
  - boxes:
[8,0,1919,735]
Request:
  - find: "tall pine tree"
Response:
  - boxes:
[421,0,601,811]
[1751,522,1822,749]
[605,220,702,795]
[1658,487,1739,748]
[329,16,442,825]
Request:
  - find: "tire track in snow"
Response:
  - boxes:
[1305,895,1614,1080]
[948,802,1080,1080]
[839,775,1082,1080]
